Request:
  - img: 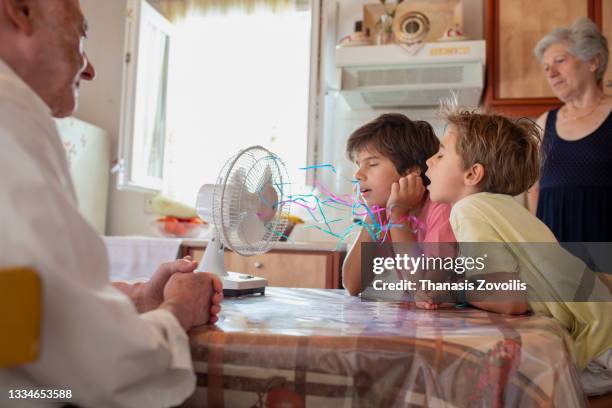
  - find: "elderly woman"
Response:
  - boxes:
[530,18,612,398]
[529,18,612,242]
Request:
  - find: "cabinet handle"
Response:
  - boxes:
[606,80,612,88]
[254,261,263,269]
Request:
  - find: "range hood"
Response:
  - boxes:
[333,40,485,109]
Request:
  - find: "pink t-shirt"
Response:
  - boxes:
[415,196,455,243]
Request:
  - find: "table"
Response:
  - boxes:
[183,288,586,408]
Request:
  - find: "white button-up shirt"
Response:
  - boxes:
[0,59,195,408]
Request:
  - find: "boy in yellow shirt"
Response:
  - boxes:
[424,106,611,393]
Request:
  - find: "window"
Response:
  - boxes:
[118,0,320,206]
[118,0,173,192]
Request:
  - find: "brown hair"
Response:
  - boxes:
[345,113,439,185]
[443,108,542,195]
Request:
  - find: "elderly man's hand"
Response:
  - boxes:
[113,256,223,324]
[161,272,223,331]
[140,256,198,312]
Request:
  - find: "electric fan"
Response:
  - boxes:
[195,145,291,296]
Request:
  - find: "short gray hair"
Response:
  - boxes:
[534,18,609,82]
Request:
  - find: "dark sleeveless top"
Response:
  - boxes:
[536,108,612,242]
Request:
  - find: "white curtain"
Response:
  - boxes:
[150,0,308,21]
[161,2,312,207]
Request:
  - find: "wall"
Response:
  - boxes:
[76,0,153,236]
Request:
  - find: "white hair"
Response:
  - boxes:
[534,17,609,82]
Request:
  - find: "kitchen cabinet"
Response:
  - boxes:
[600,0,612,92]
[484,0,609,118]
[181,243,344,289]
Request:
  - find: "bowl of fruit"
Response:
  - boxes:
[154,216,208,238]
[151,194,208,238]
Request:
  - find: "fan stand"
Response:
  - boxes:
[197,233,267,297]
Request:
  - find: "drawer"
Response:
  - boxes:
[188,248,340,288]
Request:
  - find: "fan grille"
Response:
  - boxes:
[212,146,291,256]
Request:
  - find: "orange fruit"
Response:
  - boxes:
[163,217,179,234]
[174,222,188,236]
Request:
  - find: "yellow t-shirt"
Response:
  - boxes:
[450,192,612,369]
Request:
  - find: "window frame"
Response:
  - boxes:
[118,0,173,193]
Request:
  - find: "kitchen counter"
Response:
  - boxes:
[180,239,347,289]
[181,238,347,252]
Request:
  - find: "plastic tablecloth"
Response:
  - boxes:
[184,288,586,408]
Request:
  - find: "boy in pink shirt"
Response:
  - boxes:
[342,113,455,296]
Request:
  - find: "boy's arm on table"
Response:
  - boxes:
[465,271,529,315]
[343,217,374,296]
[463,245,529,315]
[463,245,529,314]
[452,215,528,315]
[389,208,439,306]
[469,300,528,315]
[414,246,528,313]
[416,240,459,308]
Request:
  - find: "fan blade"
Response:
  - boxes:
[253,165,278,223]
[254,164,272,194]
[225,168,247,224]
[257,184,278,223]
[229,167,246,188]
[237,211,268,245]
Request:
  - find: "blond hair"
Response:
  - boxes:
[440,101,542,195]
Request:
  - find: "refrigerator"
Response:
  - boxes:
[55,117,110,235]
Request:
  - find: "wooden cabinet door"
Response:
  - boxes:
[224,251,335,289]
[187,247,342,289]
[601,0,612,94]
[497,0,588,99]
[485,0,591,117]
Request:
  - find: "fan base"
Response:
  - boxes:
[223,286,265,297]
[220,271,267,297]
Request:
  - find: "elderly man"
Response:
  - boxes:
[0,0,222,407]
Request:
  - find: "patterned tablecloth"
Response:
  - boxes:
[184,288,586,408]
